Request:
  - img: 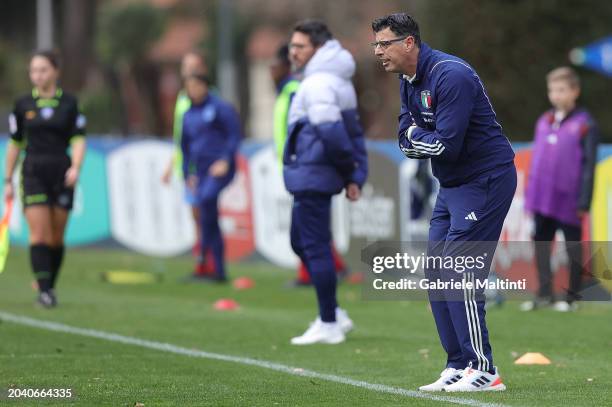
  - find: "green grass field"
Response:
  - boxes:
[1,248,611,406]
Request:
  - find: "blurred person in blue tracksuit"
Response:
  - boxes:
[162,51,217,278]
[180,74,242,283]
[284,20,368,345]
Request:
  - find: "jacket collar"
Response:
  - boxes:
[546,107,584,125]
[400,42,433,85]
[32,87,62,99]
[190,93,212,108]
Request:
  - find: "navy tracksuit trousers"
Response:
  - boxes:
[197,170,234,279]
[427,164,516,373]
[290,193,338,322]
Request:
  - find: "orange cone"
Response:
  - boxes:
[347,272,364,284]
[213,298,239,311]
[514,352,551,365]
[233,277,255,290]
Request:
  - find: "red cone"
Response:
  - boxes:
[213,298,239,311]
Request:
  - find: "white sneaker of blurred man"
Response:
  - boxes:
[290,318,345,345]
[552,301,578,312]
[335,307,354,334]
[418,368,463,392]
[290,308,352,345]
[444,365,506,392]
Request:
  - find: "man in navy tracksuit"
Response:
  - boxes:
[372,13,516,391]
[181,74,242,282]
[285,20,368,345]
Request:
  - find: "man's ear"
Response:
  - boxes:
[404,36,415,52]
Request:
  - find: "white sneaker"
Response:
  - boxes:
[520,298,553,311]
[418,368,463,392]
[290,318,345,345]
[553,301,578,312]
[444,366,506,392]
[519,300,537,311]
[335,308,354,334]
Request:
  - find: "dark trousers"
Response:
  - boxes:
[533,213,583,303]
[197,172,233,278]
[290,193,338,322]
[428,165,516,372]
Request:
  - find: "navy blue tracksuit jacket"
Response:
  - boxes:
[398,43,514,187]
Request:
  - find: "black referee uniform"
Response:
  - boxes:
[8,88,86,295]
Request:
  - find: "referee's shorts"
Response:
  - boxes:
[21,154,74,211]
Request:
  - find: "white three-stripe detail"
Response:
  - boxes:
[408,137,441,148]
[470,273,488,372]
[400,146,426,159]
[463,273,482,370]
[405,128,446,157]
[411,141,446,156]
[464,273,489,372]
[411,139,445,153]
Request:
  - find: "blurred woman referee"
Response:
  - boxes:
[4,50,86,308]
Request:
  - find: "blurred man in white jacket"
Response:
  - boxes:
[284,20,368,345]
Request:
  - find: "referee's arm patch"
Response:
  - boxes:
[8,113,17,135]
[76,113,87,129]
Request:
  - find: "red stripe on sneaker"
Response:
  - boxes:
[491,377,503,386]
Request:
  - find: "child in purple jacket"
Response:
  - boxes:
[523,67,598,312]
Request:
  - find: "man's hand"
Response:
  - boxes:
[406,124,419,141]
[187,175,199,191]
[209,159,229,177]
[345,183,361,201]
[161,162,173,184]
[400,125,427,159]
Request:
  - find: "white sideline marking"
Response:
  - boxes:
[0,312,509,407]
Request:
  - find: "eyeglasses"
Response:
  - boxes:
[370,36,408,50]
[289,43,310,50]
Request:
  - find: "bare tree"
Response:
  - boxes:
[61,0,97,91]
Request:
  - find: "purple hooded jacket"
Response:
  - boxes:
[525,108,598,226]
